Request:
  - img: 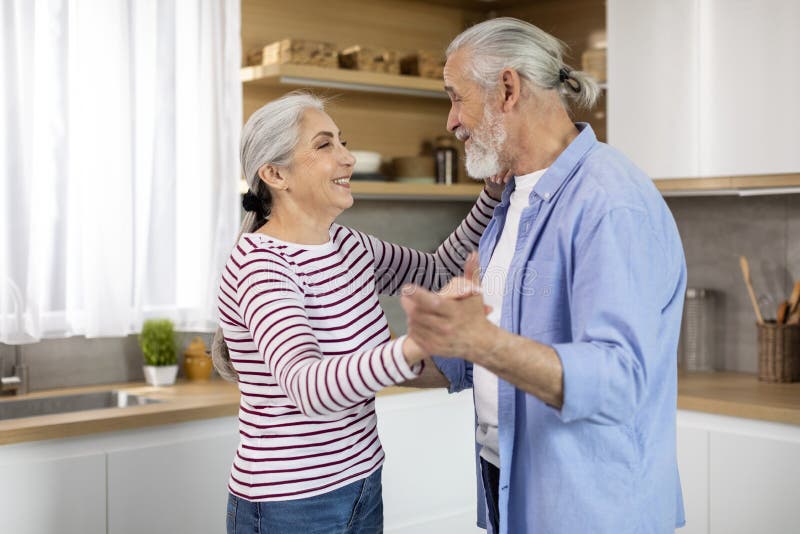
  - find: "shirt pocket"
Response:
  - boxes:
[518,259,568,337]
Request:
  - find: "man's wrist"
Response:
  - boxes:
[468,320,503,366]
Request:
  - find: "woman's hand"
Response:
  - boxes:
[484,169,513,200]
[402,335,428,366]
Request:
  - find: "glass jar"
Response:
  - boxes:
[434,135,458,185]
[679,288,716,372]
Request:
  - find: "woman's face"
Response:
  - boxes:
[281,108,355,217]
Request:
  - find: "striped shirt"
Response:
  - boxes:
[218,190,498,501]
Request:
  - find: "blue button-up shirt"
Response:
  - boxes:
[435,124,687,533]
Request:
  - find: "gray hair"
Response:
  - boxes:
[212,90,326,382]
[446,17,599,111]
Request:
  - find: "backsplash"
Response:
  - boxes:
[666,193,800,373]
[0,332,215,392]
[2,193,798,392]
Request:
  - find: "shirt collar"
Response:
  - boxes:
[495,123,598,209]
[532,122,597,203]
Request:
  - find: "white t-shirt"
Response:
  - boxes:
[474,168,547,467]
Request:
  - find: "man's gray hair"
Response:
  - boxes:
[446,17,599,111]
[240,91,325,190]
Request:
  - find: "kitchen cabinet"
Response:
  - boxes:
[377,389,480,534]
[676,422,709,534]
[107,432,238,534]
[0,389,479,534]
[676,409,800,534]
[608,0,800,180]
[0,451,106,534]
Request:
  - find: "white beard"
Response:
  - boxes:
[461,108,507,180]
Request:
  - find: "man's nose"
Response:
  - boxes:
[446,107,460,133]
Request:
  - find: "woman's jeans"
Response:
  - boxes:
[226,467,383,534]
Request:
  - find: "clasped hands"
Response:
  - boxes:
[400,251,496,363]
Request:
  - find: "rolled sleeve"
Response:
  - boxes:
[432,356,473,393]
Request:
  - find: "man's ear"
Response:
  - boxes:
[500,68,522,112]
[258,164,288,191]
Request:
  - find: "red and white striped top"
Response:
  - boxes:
[218,190,498,501]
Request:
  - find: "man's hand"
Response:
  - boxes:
[483,169,513,200]
[400,253,496,361]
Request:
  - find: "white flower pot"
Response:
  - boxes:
[143,365,178,386]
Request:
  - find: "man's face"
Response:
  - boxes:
[444,49,507,179]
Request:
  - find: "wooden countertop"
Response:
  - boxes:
[1,372,798,446]
[678,371,800,426]
[0,380,415,446]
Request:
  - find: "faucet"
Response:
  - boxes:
[1,346,28,395]
[1,280,30,395]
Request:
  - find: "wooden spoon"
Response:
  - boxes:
[740,256,764,324]
[788,280,800,316]
[777,301,789,324]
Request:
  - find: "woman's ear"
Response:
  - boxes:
[258,164,288,191]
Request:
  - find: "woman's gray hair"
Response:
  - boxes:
[446,17,599,111]
[212,91,326,382]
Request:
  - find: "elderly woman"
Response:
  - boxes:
[212,91,505,534]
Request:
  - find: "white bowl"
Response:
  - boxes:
[350,150,382,174]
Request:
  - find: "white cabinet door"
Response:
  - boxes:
[676,415,710,534]
[608,0,800,179]
[0,452,106,534]
[107,421,239,534]
[708,425,800,534]
[377,389,482,534]
[608,0,701,179]
[698,0,800,176]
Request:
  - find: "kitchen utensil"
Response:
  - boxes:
[777,301,790,324]
[788,280,800,316]
[678,288,716,372]
[758,294,776,322]
[788,307,800,325]
[740,256,764,324]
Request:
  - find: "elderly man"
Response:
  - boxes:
[401,17,687,534]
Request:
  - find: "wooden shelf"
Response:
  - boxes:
[238,180,484,201]
[240,174,800,201]
[241,64,447,99]
[351,181,483,200]
[655,173,800,196]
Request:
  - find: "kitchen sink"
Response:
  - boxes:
[0,390,163,421]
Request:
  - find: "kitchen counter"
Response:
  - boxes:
[0,379,415,446]
[678,371,800,426]
[1,372,799,446]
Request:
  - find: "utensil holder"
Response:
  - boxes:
[757,322,800,382]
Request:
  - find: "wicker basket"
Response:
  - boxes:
[757,322,800,382]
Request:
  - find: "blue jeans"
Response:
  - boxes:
[480,458,500,534]
[226,467,383,534]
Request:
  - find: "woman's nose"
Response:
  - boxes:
[342,147,356,167]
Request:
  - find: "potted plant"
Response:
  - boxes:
[139,319,178,386]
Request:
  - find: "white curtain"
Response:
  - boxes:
[0,0,242,342]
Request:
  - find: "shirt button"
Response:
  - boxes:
[544,192,551,199]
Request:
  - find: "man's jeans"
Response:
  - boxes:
[481,457,500,533]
